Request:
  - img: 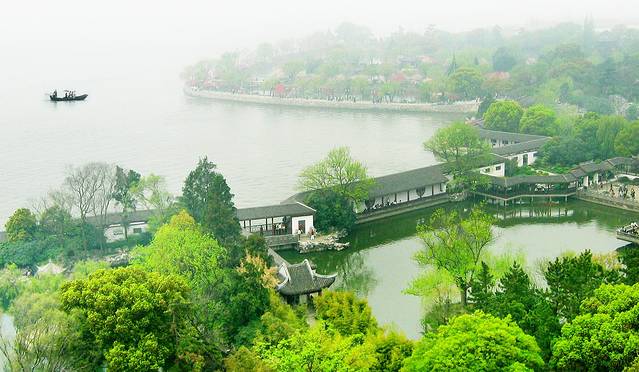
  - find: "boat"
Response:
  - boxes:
[49,90,88,102]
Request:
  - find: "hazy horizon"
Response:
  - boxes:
[2,0,639,62]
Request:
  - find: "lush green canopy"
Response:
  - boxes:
[403,311,544,371]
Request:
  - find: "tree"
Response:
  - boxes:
[614,121,639,157]
[551,283,639,371]
[133,211,271,367]
[482,100,524,132]
[544,250,617,321]
[539,136,592,167]
[112,166,141,240]
[424,122,492,189]
[402,312,544,371]
[368,330,413,372]
[305,190,356,232]
[298,147,373,203]
[88,163,117,238]
[132,174,176,231]
[254,323,377,371]
[595,115,628,159]
[64,163,111,250]
[0,292,84,371]
[477,96,495,117]
[59,267,192,371]
[519,104,558,136]
[412,207,495,307]
[619,246,639,285]
[182,157,241,247]
[5,208,37,242]
[492,47,518,72]
[449,67,484,100]
[482,262,561,360]
[39,205,75,245]
[314,291,377,336]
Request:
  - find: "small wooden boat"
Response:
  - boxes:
[50,94,88,102]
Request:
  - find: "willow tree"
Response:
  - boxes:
[411,206,495,307]
[424,122,492,190]
[298,147,373,203]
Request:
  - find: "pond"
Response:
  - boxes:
[280,200,639,339]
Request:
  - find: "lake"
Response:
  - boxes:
[0,52,462,224]
[280,200,639,339]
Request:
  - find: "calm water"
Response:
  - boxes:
[0,41,462,225]
[280,201,639,339]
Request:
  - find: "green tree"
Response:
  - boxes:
[539,136,593,167]
[412,207,495,307]
[551,283,639,371]
[485,262,560,360]
[619,246,639,285]
[424,122,492,189]
[368,330,413,372]
[254,323,377,372]
[5,208,38,242]
[59,267,192,371]
[492,47,517,72]
[298,147,373,203]
[132,174,176,231]
[0,291,84,371]
[305,190,356,232]
[182,156,241,247]
[402,311,544,371]
[596,115,628,159]
[112,166,141,240]
[482,100,524,132]
[449,67,484,100]
[314,291,378,336]
[614,121,639,157]
[544,250,618,321]
[519,104,558,136]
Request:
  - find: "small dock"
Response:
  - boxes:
[617,223,639,244]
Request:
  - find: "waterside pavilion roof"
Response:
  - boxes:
[236,202,315,221]
[276,259,336,296]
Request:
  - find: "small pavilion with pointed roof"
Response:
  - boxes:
[276,259,336,304]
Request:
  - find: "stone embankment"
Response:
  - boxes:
[298,232,349,253]
[184,87,479,114]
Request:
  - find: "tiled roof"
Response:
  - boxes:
[477,128,548,143]
[85,209,154,227]
[282,164,449,203]
[487,173,577,188]
[277,259,336,296]
[368,164,448,198]
[236,202,315,221]
[491,138,551,156]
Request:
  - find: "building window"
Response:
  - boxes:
[484,168,490,172]
[439,183,443,192]
[133,227,142,234]
[113,228,123,236]
[496,165,502,171]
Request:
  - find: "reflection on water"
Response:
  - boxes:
[281,201,639,339]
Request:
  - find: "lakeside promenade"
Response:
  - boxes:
[183,87,479,114]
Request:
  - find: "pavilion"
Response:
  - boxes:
[276,259,336,304]
[236,202,316,249]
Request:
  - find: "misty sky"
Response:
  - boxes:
[2,0,638,58]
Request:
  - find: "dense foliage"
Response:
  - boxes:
[403,311,544,371]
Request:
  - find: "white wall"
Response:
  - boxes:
[104,222,148,243]
[479,162,505,177]
[292,215,314,234]
[508,151,537,167]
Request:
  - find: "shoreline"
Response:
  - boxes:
[183,86,480,114]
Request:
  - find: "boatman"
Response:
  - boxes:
[52,90,57,98]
